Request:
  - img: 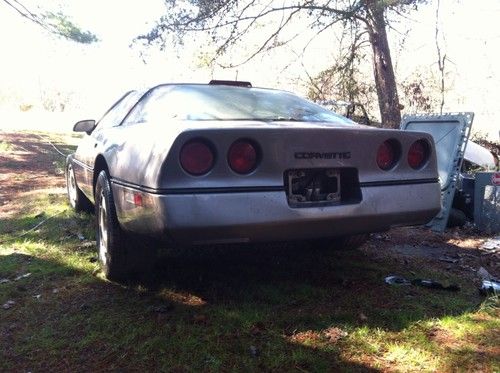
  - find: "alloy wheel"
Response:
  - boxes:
[67,165,78,207]
[98,192,108,266]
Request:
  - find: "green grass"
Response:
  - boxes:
[0,131,499,372]
[0,140,14,152]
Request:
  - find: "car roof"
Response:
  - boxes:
[139,82,295,96]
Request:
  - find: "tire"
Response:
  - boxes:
[317,234,369,251]
[95,171,156,280]
[66,163,92,212]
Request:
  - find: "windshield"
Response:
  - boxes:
[126,84,355,125]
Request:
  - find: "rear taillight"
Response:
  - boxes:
[180,139,215,175]
[228,139,258,174]
[377,139,400,171]
[408,139,430,169]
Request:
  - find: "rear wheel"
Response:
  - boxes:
[95,171,157,280]
[95,171,127,280]
[66,163,92,212]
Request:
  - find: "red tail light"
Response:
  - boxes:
[408,139,430,169]
[377,139,400,170]
[228,140,258,174]
[180,140,215,175]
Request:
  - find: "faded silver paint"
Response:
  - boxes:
[111,182,441,245]
[69,83,442,245]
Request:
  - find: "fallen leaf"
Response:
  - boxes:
[323,327,347,343]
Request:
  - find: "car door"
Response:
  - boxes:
[74,91,144,199]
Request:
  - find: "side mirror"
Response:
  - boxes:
[73,119,96,134]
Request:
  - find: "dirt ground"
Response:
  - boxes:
[0,132,71,218]
[362,225,499,283]
[1,130,498,282]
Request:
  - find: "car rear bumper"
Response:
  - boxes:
[112,182,441,245]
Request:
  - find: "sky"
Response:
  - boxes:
[0,0,499,139]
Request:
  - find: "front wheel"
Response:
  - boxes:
[66,163,92,212]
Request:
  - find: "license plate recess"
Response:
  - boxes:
[286,168,341,206]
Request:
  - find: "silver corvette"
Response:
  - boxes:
[66,81,441,279]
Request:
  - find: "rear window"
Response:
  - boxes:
[124,85,355,125]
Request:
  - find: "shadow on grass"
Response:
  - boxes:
[138,241,484,331]
[1,249,383,372]
[0,215,494,371]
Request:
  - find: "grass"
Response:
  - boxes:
[0,131,499,372]
[0,140,14,152]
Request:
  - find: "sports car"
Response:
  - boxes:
[66,80,441,279]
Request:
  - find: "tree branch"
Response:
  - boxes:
[3,0,51,31]
[1,0,98,43]
[435,0,445,114]
[219,7,302,68]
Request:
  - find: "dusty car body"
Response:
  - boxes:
[66,81,441,279]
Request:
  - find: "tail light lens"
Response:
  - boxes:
[377,139,400,170]
[408,139,430,169]
[228,140,258,174]
[180,140,215,175]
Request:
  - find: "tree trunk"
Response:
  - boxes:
[366,5,401,129]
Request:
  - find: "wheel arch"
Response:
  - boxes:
[65,153,74,167]
[93,155,110,198]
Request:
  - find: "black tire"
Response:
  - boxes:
[66,163,92,212]
[95,171,156,280]
[317,234,369,251]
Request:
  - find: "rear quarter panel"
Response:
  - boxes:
[101,122,181,187]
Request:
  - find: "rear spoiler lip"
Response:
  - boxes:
[208,80,252,88]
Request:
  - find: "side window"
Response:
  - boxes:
[96,91,143,130]
[122,87,175,125]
